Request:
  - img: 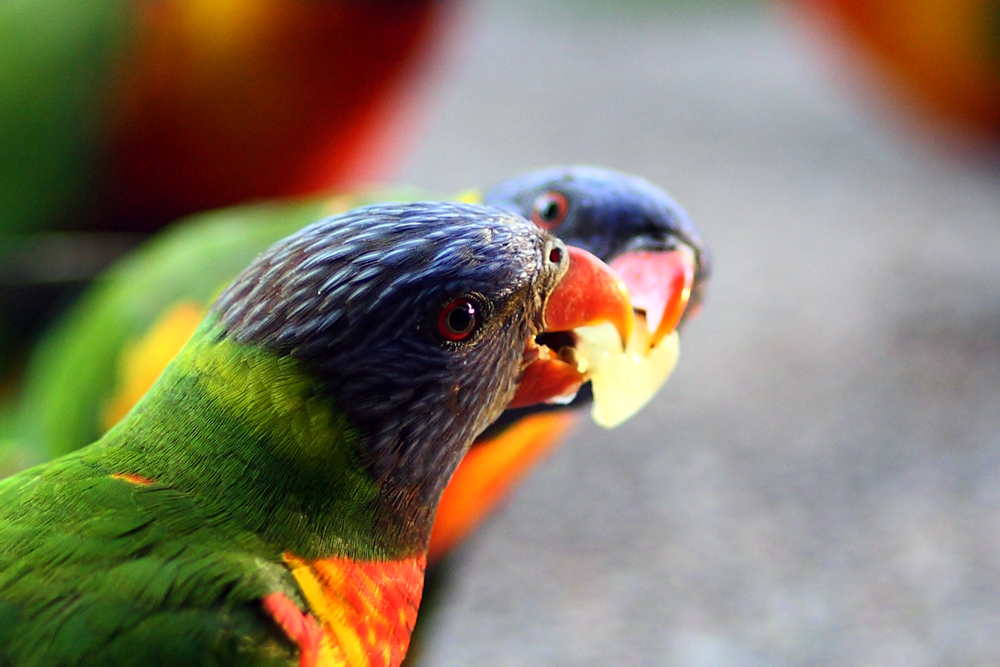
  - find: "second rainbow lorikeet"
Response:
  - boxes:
[0,201,635,666]
[9,166,710,562]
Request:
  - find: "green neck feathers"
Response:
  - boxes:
[98,319,424,561]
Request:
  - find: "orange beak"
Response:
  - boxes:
[509,246,633,408]
[609,248,696,347]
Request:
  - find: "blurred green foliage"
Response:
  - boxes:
[0,0,132,234]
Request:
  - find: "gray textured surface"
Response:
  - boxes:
[401,4,1000,666]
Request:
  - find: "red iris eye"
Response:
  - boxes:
[438,298,478,342]
[531,191,569,229]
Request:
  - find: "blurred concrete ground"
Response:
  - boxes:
[400,2,1000,666]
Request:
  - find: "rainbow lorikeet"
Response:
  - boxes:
[0,201,634,666]
[8,166,710,562]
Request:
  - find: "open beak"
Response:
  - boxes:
[509,246,633,408]
[609,247,696,347]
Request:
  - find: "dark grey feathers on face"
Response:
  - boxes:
[211,201,567,504]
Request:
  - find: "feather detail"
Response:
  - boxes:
[282,553,425,667]
[109,472,155,486]
[261,593,324,667]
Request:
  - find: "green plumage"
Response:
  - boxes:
[0,202,564,665]
[0,0,132,234]
[0,324,318,665]
[0,461,299,665]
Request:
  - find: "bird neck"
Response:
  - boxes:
[99,319,434,561]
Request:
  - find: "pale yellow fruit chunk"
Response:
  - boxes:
[573,320,680,429]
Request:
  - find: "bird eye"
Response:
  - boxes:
[438,298,478,342]
[531,191,569,229]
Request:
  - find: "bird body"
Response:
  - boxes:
[0,202,634,666]
[0,323,397,665]
[0,326,419,665]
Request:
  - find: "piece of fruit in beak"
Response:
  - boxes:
[509,246,633,409]
[575,323,680,428]
[574,247,697,428]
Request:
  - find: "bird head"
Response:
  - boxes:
[486,165,710,338]
[483,166,710,426]
[209,202,632,525]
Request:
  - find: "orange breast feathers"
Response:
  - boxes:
[271,553,427,667]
